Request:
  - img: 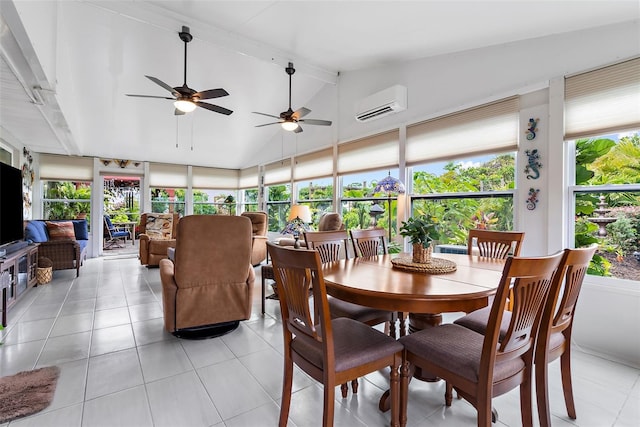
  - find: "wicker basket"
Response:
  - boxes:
[37,267,53,285]
[412,243,433,264]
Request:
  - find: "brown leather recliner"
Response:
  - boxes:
[159,215,255,338]
[241,211,268,266]
[138,213,179,266]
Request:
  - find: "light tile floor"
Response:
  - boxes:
[1,256,638,426]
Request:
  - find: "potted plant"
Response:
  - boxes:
[399,216,440,264]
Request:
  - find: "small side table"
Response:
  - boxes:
[261,264,276,315]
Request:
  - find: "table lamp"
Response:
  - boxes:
[282,204,312,248]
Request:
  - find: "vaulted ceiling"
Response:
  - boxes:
[1,1,638,169]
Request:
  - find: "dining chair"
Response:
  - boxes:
[452,245,597,426]
[468,229,525,311]
[399,251,564,427]
[467,229,525,258]
[267,242,403,427]
[350,227,388,257]
[304,229,397,397]
[350,228,404,336]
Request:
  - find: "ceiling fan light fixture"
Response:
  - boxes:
[174,99,197,113]
[281,121,299,131]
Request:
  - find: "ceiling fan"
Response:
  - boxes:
[253,62,331,133]
[126,26,232,116]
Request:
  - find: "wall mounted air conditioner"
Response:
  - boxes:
[355,84,407,122]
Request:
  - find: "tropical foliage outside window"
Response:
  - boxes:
[411,153,516,245]
[151,188,185,216]
[572,132,640,280]
[104,177,140,223]
[297,177,333,227]
[43,181,92,224]
[341,170,401,239]
[241,188,259,213]
[193,189,237,215]
[266,184,291,232]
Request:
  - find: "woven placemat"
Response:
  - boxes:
[391,256,457,274]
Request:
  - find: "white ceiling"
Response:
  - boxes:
[1,0,639,169]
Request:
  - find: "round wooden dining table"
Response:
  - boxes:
[322,252,506,319]
[321,252,507,411]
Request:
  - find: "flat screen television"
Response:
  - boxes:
[0,162,24,247]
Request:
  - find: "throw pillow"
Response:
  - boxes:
[145,214,174,240]
[46,221,76,240]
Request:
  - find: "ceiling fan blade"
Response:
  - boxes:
[294,125,303,134]
[252,111,281,119]
[299,119,332,126]
[145,75,180,97]
[126,94,175,100]
[174,109,186,116]
[255,122,281,127]
[194,88,229,100]
[292,107,311,120]
[196,101,233,115]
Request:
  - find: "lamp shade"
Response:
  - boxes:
[288,204,312,223]
[374,173,405,195]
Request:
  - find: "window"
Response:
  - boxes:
[296,177,333,227]
[241,188,259,213]
[43,181,92,222]
[341,169,401,237]
[565,58,640,281]
[570,131,640,280]
[266,184,291,232]
[193,189,237,215]
[265,159,292,232]
[410,153,516,245]
[150,188,185,216]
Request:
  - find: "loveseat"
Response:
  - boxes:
[24,219,89,277]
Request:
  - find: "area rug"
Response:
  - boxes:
[0,366,60,423]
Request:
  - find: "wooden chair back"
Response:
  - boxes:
[268,243,332,357]
[467,229,524,259]
[267,241,402,426]
[535,244,597,427]
[476,251,564,400]
[349,228,388,257]
[303,230,350,263]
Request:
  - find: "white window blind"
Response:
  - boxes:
[238,166,259,189]
[337,130,399,174]
[39,154,93,181]
[264,158,292,185]
[565,57,640,140]
[149,163,187,188]
[192,166,239,189]
[294,147,333,180]
[406,97,519,164]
